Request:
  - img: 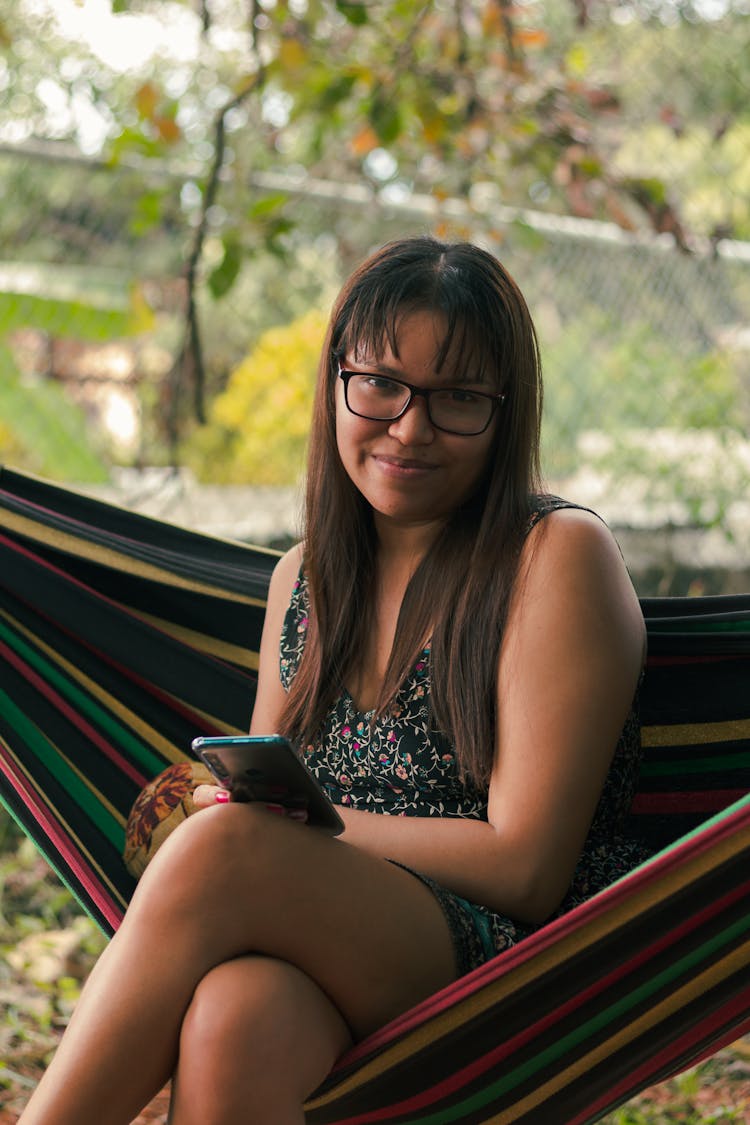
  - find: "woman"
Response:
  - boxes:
[20,237,647,1124]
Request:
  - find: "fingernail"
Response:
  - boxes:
[215,789,230,804]
[288,810,308,822]
[264,803,285,815]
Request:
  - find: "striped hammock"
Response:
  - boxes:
[1,465,749,1125]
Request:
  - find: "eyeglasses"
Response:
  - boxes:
[337,364,505,436]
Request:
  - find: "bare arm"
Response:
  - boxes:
[248,542,304,736]
[322,510,645,923]
[210,511,644,926]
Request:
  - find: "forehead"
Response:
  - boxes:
[348,307,496,384]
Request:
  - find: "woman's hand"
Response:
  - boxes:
[191,784,309,822]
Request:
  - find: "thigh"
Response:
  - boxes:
[139,804,458,1040]
[170,955,351,1125]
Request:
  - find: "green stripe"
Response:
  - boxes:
[0,688,125,851]
[648,620,750,634]
[641,751,750,777]
[0,615,167,777]
[402,890,750,1122]
[0,788,113,936]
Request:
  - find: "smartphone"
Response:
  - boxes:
[191,734,344,836]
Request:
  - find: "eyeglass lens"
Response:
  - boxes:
[345,374,494,434]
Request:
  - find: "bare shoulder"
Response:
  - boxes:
[267,542,305,605]
[260,542,305,681]
[250,542,304,734]
[509,504,645,665]
[520,506,633,593]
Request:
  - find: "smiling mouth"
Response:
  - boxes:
[373,454,438,472]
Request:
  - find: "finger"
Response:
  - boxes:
[192,784,230,808]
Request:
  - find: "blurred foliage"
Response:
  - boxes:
[0,808,106,1112]
[0,263,152,481]
[185,306,327,484]
[3,0,749,248]
[0,0,748,533]
[542,314,745,468]
[0,344,111,482]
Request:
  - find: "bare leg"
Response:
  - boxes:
[168,956,351,1125]
[19,804,456,1124]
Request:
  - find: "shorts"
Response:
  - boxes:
[390,861,498,978]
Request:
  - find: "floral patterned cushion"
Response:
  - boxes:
[123,760,213,878]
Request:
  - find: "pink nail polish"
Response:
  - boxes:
[215,789,230,804]
[264,803,285,815]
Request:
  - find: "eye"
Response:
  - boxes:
[360,375,402,395]
[442,388,482,405]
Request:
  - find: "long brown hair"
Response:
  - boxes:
[279,236,544,786]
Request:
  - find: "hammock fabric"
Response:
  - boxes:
[1,465,749,1125]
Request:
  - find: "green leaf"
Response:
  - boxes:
[248,194,288,219]
[628,177,668,205]
[369,94,403,146]
[0,263,136,339]
[130,189,167,236]
[208,237,243,300]
[336,1,369,26]
[317,73,357,113]
[510,220,547,252]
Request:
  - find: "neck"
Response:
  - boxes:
[373,513,445,570]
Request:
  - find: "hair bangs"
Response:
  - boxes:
[333,257,510,390]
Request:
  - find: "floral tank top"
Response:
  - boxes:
[279,498,644,846]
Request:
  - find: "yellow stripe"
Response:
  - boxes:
[306,822,750,1109]
[491,936,750,1122]
[1,607,186,763]
[3,607,246,752]
[131,608,259,671]
[642,717,750,748]
[3,721,128,831]
[0,734,129,911]
[1,508,268,606]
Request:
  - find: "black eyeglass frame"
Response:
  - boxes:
[337,364,506,436]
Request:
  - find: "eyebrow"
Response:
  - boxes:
[344,361,489,388]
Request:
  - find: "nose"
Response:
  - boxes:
[387,395,435,444]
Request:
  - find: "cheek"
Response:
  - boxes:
[459,434,497,493]
[334,400,371,471]
[335,386,380,446]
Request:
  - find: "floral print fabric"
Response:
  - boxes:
[279,498,652,960]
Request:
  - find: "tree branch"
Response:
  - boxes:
[167,75,261,458]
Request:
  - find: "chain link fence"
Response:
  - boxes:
[1,7,748,593]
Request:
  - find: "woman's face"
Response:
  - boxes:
[335,309,500,538]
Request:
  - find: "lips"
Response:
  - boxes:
[372,454,438,473]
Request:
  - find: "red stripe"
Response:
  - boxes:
[0,638,147,787]
[2,530,232,733]
[683,1014,750,1069]
[337,797,750,1068]
[322,875,750,1125]
[114,662,224,732]
[570,984,750,1125]
[0,743,125,931]
[632,790,746,815]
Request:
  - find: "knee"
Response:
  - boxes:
[131,803,269,913]
[176,958,346,1107]
[181,958,289,1060]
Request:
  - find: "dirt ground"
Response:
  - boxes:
[3,1042,750,1124]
